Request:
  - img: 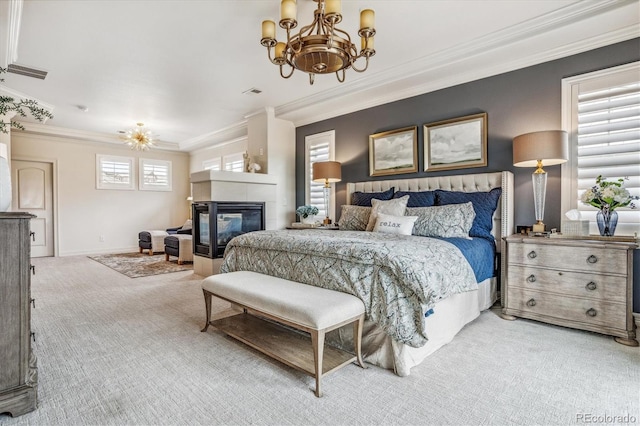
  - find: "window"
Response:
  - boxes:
[223,152,245,172]
[305,130,335,221]
[561,62,640,236]
[96,155,134,190]
[203,157,222,171]
[139,159,172,191]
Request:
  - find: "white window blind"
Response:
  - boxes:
[305,130,335,220]
[140,159,172,191]
[203,157,221,171]
[562,62,640,236]
[96,155,134,190]
[223,153,244,172]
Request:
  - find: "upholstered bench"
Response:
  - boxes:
[138,230,168,255]
[164,234,193,264]
[201,271,366,397]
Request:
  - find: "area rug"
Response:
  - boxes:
[88,252,192,278]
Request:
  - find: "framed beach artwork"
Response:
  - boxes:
[423,113,487,171]
[369,126,418,176]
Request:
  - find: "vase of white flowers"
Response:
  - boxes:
[296,205,319,224]
[580,175,637,236]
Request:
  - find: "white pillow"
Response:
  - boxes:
[373,213,417,235]
[406,202,475,239]
[181,219,193,230]
[366,195,409,231]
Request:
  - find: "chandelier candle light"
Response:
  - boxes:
[124,122,154,151]
[513,130,568,233]
[312,160,342,225]
[261,0,375,85]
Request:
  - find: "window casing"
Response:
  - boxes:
[203,157,222,171]
[139,159,172,191]
[96,155,134,190]
[561,62,640,236]
[304,130,336,221]
[223,152,245,172]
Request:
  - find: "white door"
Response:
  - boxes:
[11,160,54,257]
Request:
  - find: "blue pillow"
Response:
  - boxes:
[435,187,502,238]
[351,187,394,207]
[393,190,436,207]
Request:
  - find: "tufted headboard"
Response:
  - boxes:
[346,171,514,252]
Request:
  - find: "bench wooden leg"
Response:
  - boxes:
[139,247,143,254]
[353,314,366,369]
[310,329,325,397]
[165,253,169,261]
[201,290,212,332]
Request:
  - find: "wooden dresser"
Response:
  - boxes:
[502,235,638,346]
[0,212,38,416]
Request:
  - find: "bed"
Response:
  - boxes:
[220,171,514,376]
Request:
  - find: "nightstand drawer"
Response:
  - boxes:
[508,243,627,274]
[506,288,626,330]
[507,265,626,303]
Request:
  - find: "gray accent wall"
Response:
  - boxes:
[295,38,640,310]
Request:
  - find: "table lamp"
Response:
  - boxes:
[513,130,568,233]
[312,161,342,225]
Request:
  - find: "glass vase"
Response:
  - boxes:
[596,208,618,237]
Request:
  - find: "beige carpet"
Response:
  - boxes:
[88,252,192,278]
[2,255,638,425]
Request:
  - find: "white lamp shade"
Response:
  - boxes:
[312,161,342,183]
[513,130,569,167]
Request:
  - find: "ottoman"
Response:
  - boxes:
[138,230,168,255]
[164,234,193,264]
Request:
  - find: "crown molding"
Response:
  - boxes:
[0,84,55,116]
[15,121,182,151]
[179,119,248,152]
[275,0,639,127]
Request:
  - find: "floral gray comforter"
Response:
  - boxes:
[220,230,477,348]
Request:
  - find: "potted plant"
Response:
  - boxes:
[296,205,319,224]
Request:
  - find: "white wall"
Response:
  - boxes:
[11,131,190,256]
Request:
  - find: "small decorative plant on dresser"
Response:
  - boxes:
[501,234,638,346]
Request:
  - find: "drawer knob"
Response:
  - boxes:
[585,281,597,291]
[526,274,536,283]
[526,298,536,307]
[527,251,537,259]
[586,308,597,317]
[586,255,598,264]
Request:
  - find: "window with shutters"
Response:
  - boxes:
[561,62,640,236]
[139,159,172,191]
[223,152,245,172]
[96,155,135,190]
[203,157,222,171]
[305,130,336,221]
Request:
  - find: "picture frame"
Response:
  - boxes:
[423,112,487,172]
[369,126,418,176]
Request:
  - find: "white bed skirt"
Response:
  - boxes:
[328,277,497,377]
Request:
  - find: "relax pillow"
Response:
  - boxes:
[393,190,436,207]
[435,187,501,239]
[351,187,394,207]
[407,202,475,239]
[338,205,371,231]
[373,213,417,235]
[366,195,409,231]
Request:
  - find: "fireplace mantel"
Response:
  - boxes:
[190,170,277,185]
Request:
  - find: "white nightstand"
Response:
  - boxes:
[501,235,638,346]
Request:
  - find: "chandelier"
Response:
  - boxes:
[260,0,376,85]
[123,122,154,151]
